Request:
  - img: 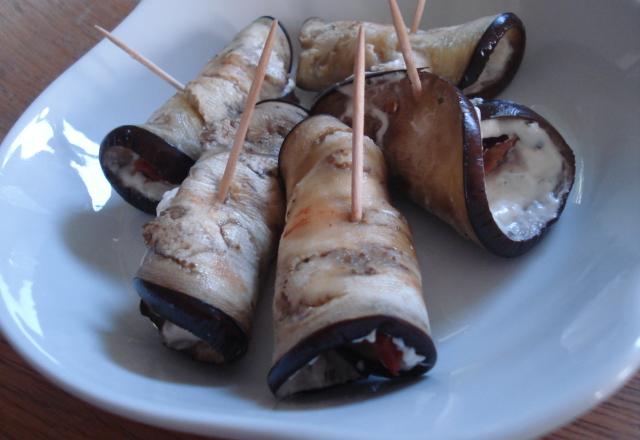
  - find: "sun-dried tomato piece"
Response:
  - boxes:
[375,332,403,376]
[484,136,519,173]
[133,159,163,181]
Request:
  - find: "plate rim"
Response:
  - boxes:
[1,0,639,439]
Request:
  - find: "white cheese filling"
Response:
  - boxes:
[392,336,426,370]
[371,57,410,73]
[277,329,426,397]
[337,74,401,145]
[354,329,426,370]
[481,118,567,241]
[156,187,180,216]
[160,321,223,363]
[282,76,297,96]
[352,329,378,344]
[464,37,514,95]
[161,321,201,350]
[277,351,362,398]
[107,149,177,201]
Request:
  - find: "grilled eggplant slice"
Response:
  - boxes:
[136,101,308,364]
[269,115,436,397]
[100,17,294,214]
[297,13,525,97]
[312,70,575,257]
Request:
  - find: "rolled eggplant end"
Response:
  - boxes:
[459,12,526,99]
[99,125,194,214]
[257,15,294,75]
[267,316,437,398]
[463,99,576,257]
[134,278,248,364]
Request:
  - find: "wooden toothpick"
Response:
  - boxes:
[351,25,366,223]
[388,0,422,96]
[410,0,426,33]
[94,25,185,91]
[216,19,279,203]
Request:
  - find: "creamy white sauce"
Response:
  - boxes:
[282,77,296,96]
[464,37,514,95]
[482,119,567,241]
[109,150,177,201]
[156,187,180,216]
[370,107,390,145]
[352,329,377,344]
[337,77,398,145]
[336,83,355,122]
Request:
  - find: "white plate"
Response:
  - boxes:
[1,1,639,439]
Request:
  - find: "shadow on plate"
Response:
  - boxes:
[271,376,428,410]
[96,266,278,392]
[393,193,530,342]
[62,204,147,283]
[99,304,243,387]
[85,196,534,407]
[95,265,438,410]
[60,18,557,408]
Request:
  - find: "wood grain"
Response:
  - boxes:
[0,1,638,439]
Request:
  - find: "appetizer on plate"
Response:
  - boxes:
[136,100,308,363]
[297,13,525,97]
[94,0,575,402]
[100,16,294,214]
[268,115,436,397]
[312,69,575,257]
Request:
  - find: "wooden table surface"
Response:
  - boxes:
[0,1,638,439]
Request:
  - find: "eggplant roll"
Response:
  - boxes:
[312,70,575,257]
[135,101,308,364]
[268,115,436,397]
[297,13,525,97]
[100,16,294,214]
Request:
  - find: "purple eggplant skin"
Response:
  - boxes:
[267,315,437,396]
[311,70,575,257]
[135,279,248,363]
[99,125,194,215]
[458,12,526,99]
[99,17,294,215]
[472,99,576,257]
[133,100,309,364]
